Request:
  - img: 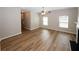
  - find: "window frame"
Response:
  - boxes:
[42,16,48,26]
[59,16,69,28]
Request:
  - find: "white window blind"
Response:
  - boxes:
[43,16,48,26]
[59,16,68,28]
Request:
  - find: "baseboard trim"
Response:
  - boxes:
[0,32,22,41]
[24,26,40,31]
[40,27,76,35]
[53,29,76,35]
[30,27,40,30]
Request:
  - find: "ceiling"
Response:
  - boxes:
[21,7,71,13]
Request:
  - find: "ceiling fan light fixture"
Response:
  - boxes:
[41,11,45,15]
[41,7,47,15]
[41,10,47,15]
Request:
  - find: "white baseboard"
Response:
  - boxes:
[40,27,76,34]
[53,29,76,34]
[30,27,40,30]
[24,26,40,31]
[54,29,75,34]
[0,32,22,41]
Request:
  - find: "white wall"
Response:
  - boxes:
[0,8,4,39]
[30,12,39,30]
[40,8,78,34]
[0,7,21,41]
[76,8,79,26]
[76,8,79,43]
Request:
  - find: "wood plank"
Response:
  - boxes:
[1,28,76,51]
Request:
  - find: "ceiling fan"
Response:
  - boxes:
[41,7,52,15]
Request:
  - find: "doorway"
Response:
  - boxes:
[21,9,31,33]
[21,10,26,32]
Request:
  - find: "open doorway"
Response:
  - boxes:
[21,9,31,33]
[21,10,26,32]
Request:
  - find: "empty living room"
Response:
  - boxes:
[0,7,79,51]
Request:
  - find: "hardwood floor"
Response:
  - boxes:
[1,28,76,51]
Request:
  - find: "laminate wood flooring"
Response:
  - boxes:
[1,28,76,51]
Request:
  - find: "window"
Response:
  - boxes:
[59,16,68,28]
[43,16,48,25]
